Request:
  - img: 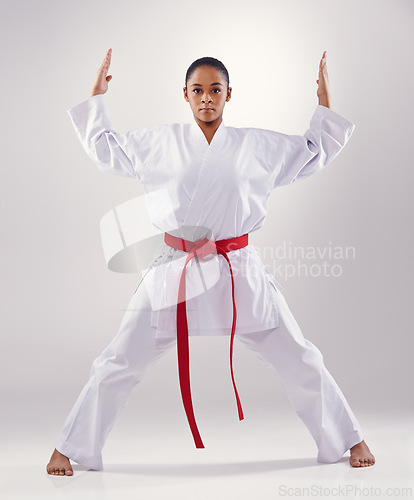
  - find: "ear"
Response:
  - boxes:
[183,87,189,102]
[226,87,232,102]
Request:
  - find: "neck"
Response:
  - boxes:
[194,116,222,145]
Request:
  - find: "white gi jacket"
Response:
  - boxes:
[67,95,355,339]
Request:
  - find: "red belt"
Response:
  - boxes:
[164,232,248,448]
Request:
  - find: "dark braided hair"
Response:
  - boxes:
[185,57,230,90]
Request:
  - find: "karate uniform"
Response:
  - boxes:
[55,95,364,469]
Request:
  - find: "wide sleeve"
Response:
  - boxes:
[271,104,356,188]
[67,94,142,181]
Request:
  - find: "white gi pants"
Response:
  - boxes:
[55,281,364,470]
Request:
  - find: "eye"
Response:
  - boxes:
[212,88,221,93]
[193,89,201,93]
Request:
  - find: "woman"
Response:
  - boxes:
[47,49,375,475]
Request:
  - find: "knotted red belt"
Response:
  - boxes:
[164,232,249,448]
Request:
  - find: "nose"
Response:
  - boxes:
[201,92,212,103]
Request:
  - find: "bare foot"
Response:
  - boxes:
[46,448,73,476]
[349,439,375,467]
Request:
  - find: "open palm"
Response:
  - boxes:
[89,48,113,97]
[316,50,332,108]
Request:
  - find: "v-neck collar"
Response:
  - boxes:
[190,120,227,150]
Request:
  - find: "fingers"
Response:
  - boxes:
[318,50,328,77]
[99,48,112,76]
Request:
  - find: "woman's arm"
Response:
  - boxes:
[260,52,354,188]
[67,48,139,180]
[273,104,355,187]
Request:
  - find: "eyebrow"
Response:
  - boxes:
[190,82,223,87]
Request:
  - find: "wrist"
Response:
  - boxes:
[89,89,104,98]
[318,94,332,109]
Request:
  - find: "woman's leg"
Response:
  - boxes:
[235,289,364,464]
[53,282,176,471]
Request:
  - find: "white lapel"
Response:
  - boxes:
[183,121,228,233]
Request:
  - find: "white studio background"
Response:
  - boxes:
[0,0,413,456]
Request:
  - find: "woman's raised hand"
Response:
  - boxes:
[316,51,332,109]
[89,48,113,98]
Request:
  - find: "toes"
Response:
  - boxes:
[46,464,73,476]
[350,454,377,467]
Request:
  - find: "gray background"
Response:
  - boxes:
[0,0,412,455]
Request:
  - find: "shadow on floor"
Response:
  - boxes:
[96,457,347,476]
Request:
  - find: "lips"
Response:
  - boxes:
[200,108,213,111]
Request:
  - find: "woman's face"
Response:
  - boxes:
[183,65,232,126]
